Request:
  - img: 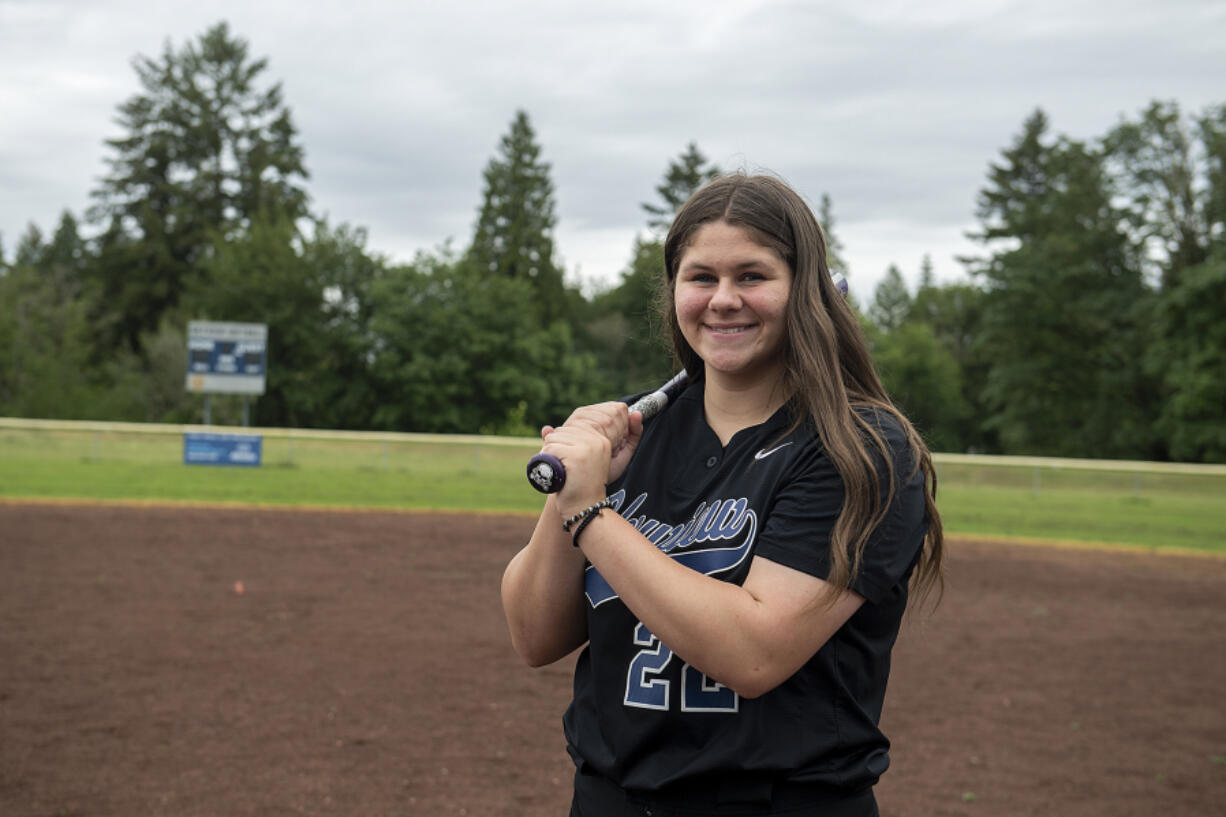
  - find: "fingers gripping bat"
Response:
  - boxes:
[525,371,689,494]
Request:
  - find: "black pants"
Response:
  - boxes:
[569,766,879,817]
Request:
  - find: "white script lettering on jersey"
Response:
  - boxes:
[584,489,758,608]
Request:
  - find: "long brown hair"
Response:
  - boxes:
[661,173,943,606]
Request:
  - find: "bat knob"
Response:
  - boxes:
[526,453,565,494]
[831,270,849,297]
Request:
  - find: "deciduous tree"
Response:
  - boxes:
[0,215,103,418]
[1147,255,1226,461]
[370,250,599,433]
[1104,100,1212,287]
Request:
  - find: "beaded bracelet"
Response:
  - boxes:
[561,497,615,540]
[570,505,608,548]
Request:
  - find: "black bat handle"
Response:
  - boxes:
[526,452,566,494]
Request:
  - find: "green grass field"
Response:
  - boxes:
[0,428,538,512]
[934,463,1224,552]
[2,426,1224,554]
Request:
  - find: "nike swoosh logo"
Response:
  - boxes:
[754,442,793,460]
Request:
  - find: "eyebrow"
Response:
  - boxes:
[679,258,775,273]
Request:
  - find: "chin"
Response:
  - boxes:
[705,359,776,381]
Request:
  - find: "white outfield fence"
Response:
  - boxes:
[0,417,542,449]
[2,417,1225,494]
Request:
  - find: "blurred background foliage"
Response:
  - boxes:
[2,23,1223,462]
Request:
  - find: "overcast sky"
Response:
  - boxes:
[2,0,1223,302]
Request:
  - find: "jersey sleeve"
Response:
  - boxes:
[753,413,928,604]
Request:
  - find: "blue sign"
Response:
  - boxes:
[183,433,263,467]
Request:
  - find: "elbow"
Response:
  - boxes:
[733,683,771,701]
[506,625,582,668]
[506,625,544,667]
[710,638,816,698]
[516,643,577,669]
[509,634,560,669]
[715,664,789,701]
[728,677,777,701]
[501,599,585,669]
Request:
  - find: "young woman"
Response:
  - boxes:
[502,173,943,816]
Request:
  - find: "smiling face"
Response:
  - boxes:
[673,220,793,387]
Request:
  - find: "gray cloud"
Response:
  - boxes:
[2,0,1223,301]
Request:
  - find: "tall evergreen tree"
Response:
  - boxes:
[89,22,309,353]
[642,142,720,235]
[818,194,849,276]
[967,109,1151,458]
[918,254,935,290]
[870,264,911,332]
[467,110,568,322]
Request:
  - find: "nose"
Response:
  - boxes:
[708,277,741,311]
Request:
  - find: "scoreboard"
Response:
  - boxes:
[185,321,267,395]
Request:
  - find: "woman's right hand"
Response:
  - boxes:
[539,402,645,500]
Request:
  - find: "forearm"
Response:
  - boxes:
[575,511,785,697]
[500,495,589,667]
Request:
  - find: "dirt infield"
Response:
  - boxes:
[1,502,1223,816]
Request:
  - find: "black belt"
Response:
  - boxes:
[575,765,877,815]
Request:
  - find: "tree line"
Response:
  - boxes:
[1,23,1223,462]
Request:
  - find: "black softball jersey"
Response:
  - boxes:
[562,380,928,799]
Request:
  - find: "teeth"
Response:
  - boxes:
[710,326,749,334]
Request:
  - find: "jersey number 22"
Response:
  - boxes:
[624,622,739,712]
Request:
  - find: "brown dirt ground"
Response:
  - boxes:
[1,502,1223,816]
